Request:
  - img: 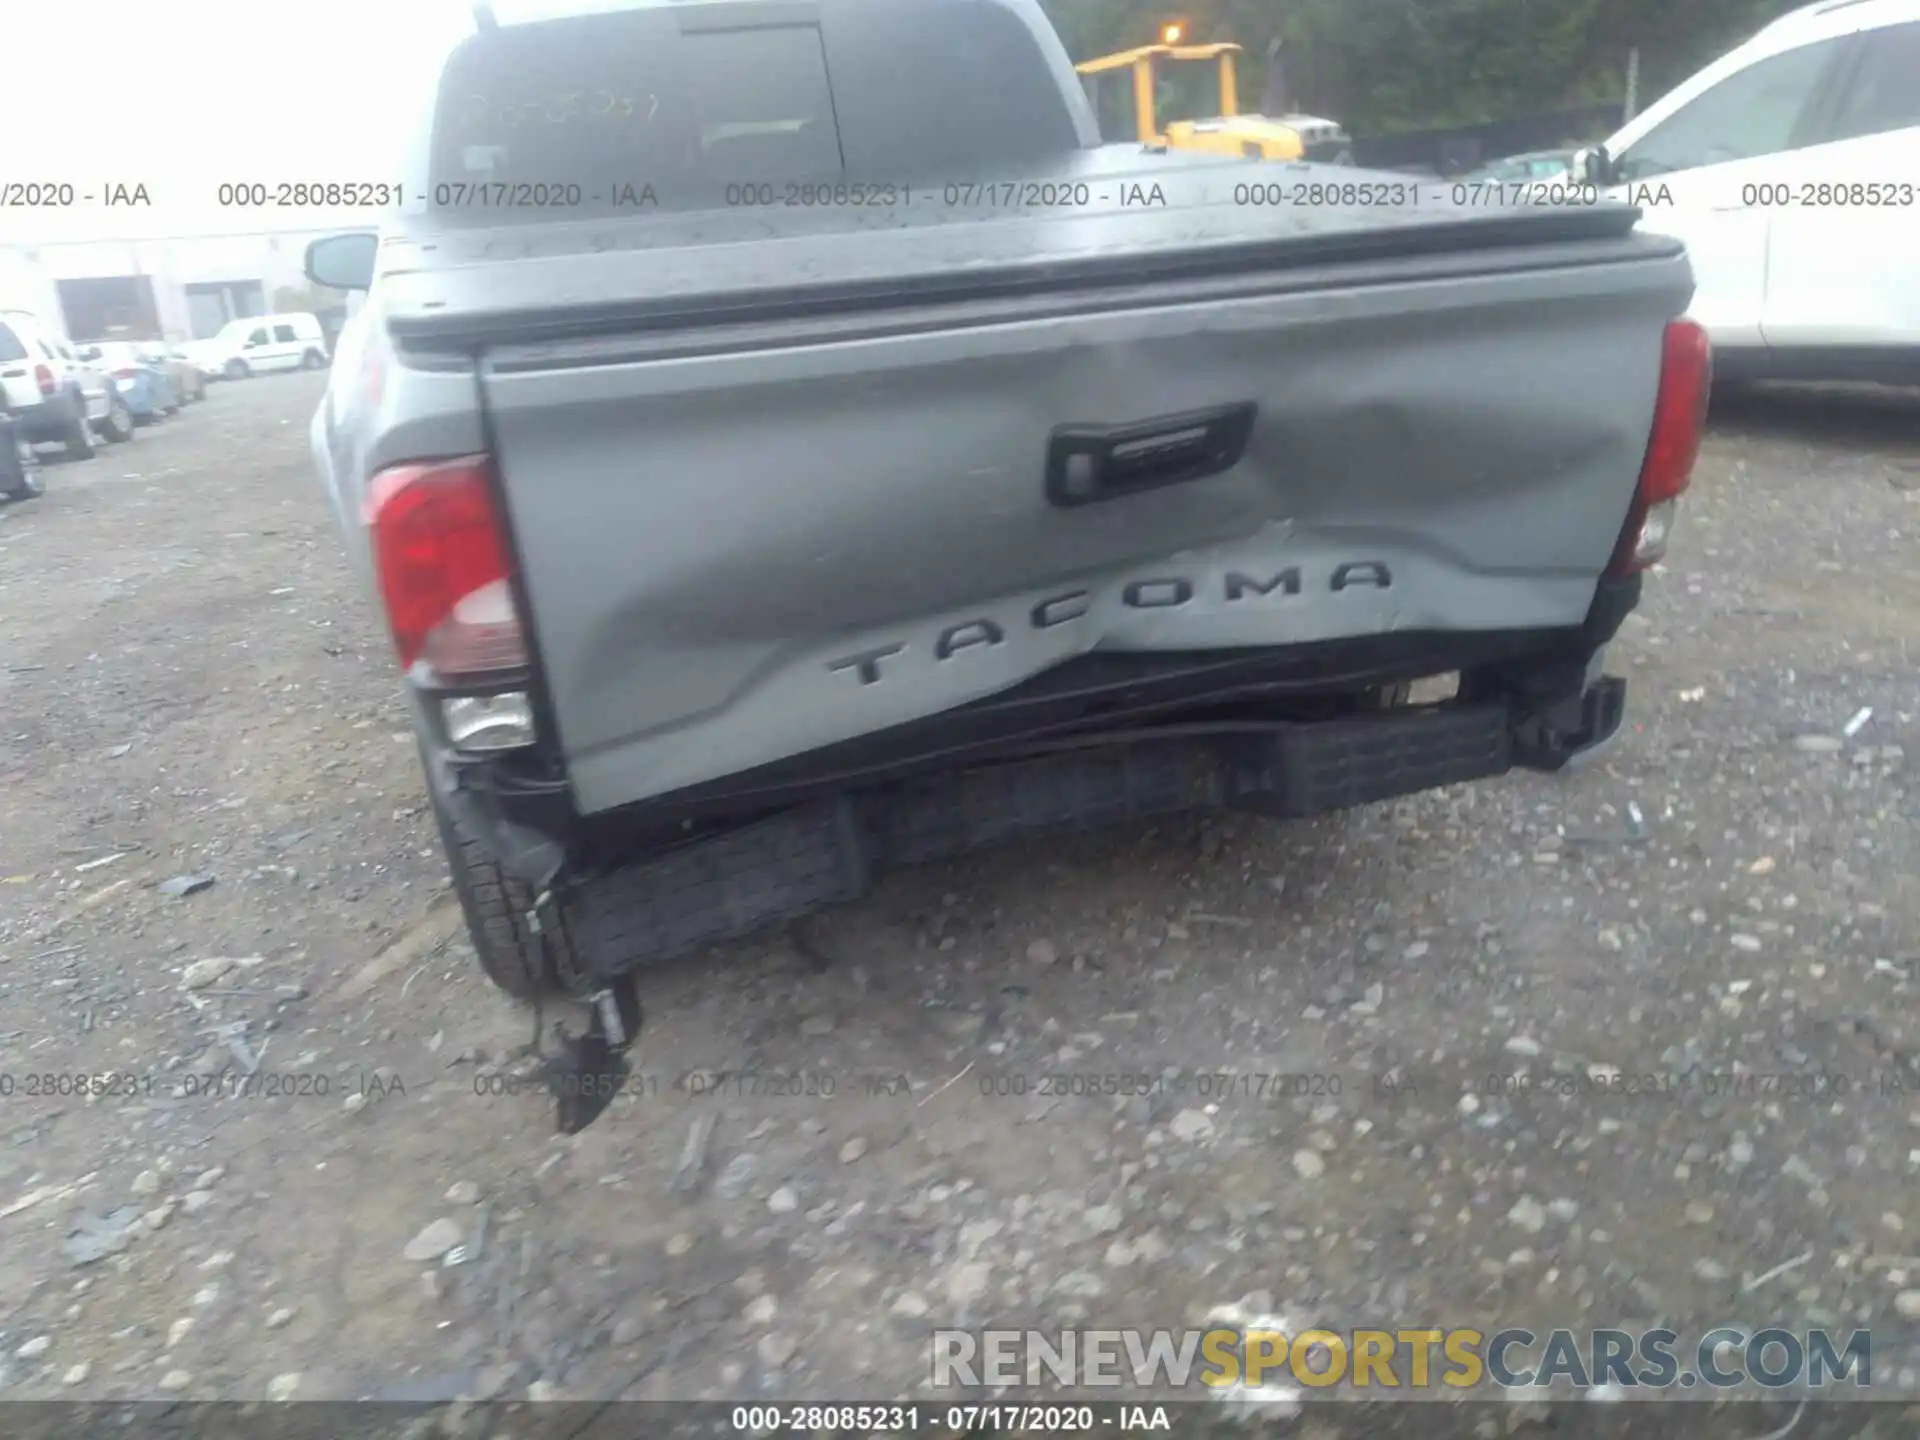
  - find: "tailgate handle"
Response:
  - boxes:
[1046,403,1257,508]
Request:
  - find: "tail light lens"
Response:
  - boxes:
[113,367,138,380]
[364,455,528,682]
[1608,317,1712,577]
[33,364,55,397]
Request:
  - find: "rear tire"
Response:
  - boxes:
[301,349,326,370]
[426,777,572,999]
[1,437,43,500]
[62,398,96,459]
[225,358,250,381]
[98,397,135,443]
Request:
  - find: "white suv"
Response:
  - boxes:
[1578,0,1920,383]
[0,310,136,457]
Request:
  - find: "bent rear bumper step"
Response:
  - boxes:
[566,688,1620,983]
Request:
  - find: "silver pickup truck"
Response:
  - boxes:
[307,0,1709,1126]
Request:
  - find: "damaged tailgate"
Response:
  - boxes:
[381,153,1692,816]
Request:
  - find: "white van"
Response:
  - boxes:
[1575,0,1920,383]
[195,313,330,379]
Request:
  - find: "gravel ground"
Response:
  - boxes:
[0,374,1916,1435]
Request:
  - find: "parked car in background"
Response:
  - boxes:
[198,313,330,379]
[0,309,134,456]
[76,342,179,423]
[1460,149,1575,183]
[1574,0,1920,383]
[177,340,229,381]
[137,342,207,404]
[0,392,45,501]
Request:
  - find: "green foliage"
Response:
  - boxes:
[1043,0,1804,134]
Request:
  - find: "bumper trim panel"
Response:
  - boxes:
[569,699,1517,981]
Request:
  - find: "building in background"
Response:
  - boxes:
[0,228,350,348]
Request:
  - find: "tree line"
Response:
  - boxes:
[1041,0,1805,135]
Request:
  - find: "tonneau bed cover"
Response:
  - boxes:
[375,150,1666,348]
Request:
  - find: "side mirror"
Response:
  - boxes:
[1571,145,1612,188]
[305,231,378,292]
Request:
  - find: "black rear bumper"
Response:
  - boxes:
[436,577,1640,985]
[551,678,1626,984]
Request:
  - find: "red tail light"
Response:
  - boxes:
[113,367,138,380]
[364,455,528,681]
[33,364,54,397]
[1607,317,1712,577]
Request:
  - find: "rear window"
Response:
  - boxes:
[0,323,26,364]
[427,0,1083,219]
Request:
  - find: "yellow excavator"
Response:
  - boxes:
[1076,23,1354,165]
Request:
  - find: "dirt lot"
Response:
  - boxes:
[0,374,1916,1431]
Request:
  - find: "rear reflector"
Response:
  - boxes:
[1608,317,1711,577]
[364,455,529,681]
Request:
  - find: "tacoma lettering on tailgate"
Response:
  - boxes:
[826,562,1393,685]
